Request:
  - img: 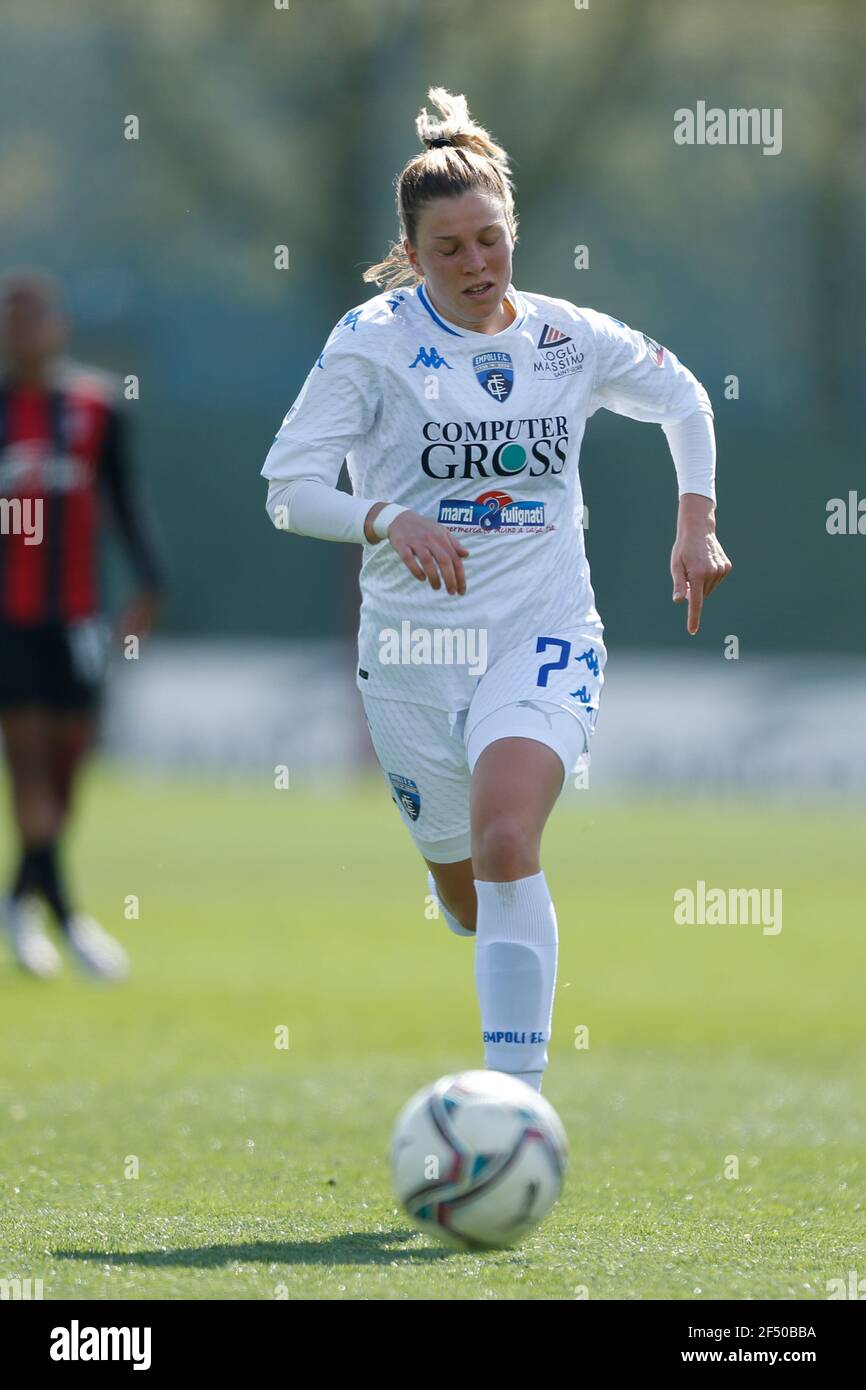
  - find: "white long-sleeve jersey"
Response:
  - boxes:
[262,282,714,710]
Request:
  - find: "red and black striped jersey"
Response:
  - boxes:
[0,362,163,625]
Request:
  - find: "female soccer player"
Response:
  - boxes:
[262,89,731,1092]
[0,271,164,979]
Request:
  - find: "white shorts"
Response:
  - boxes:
[361,626,606,862]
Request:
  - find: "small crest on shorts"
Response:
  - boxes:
[388,772,421,822]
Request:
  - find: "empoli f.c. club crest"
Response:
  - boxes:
[473,350,514,402]
[388,772,421,821]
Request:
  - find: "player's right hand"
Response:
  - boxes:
[387,509,469,596]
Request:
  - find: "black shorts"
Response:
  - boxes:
[0,619,109,713]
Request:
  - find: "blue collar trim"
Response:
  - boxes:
[416,283,525,338]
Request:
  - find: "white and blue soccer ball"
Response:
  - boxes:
[390,1069,568,1248]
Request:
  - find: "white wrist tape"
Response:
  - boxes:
[372,502,409,540]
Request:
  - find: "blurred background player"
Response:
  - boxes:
[0,270,164,979]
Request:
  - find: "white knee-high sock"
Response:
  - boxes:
[427,870,474,937]
[473,871,558,1093]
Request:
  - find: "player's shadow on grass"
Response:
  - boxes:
[54,1230,455,1267]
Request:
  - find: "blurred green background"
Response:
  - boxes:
[2,0,863,648]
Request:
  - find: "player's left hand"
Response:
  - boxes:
[671,494,732,635]
[116,589,162,642]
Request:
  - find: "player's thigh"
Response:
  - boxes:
[56,618,108,717]
[361,694,472,865]
[0,620,102,782]
[50,710,98,771]
[470,735,564,836]
[468,732,570,877]
[0,706,56,784]
[465,626,606,873]
[0,625,51,775]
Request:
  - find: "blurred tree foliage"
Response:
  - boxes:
[1,0,863,647]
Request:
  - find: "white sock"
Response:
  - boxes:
[474,871,558,1091]
[427,870,474,937]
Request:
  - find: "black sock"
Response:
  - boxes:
[11,842,73,930]
[12,847,39,898]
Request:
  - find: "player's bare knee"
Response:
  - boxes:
[472,815,538,882]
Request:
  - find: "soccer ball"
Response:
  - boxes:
[390,1069,568,1248]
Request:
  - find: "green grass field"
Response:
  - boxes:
[1,766,864,1301]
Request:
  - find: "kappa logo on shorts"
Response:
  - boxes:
[569,647,601,704]
[388,772,421,822]
[574,646,600,677]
